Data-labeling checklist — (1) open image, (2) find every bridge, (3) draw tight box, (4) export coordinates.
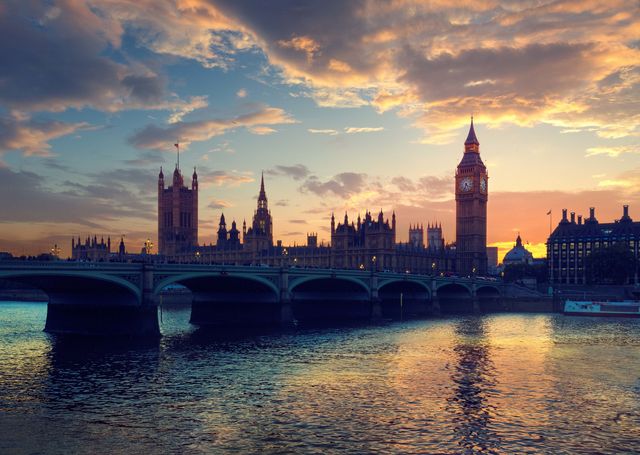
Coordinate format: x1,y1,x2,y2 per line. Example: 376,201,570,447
0,261,511,336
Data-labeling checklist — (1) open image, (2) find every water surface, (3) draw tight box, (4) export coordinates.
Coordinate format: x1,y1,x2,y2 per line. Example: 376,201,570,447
1,302,639,454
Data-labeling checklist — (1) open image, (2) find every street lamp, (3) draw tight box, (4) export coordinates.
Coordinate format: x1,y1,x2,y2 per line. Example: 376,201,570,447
432,262,436,275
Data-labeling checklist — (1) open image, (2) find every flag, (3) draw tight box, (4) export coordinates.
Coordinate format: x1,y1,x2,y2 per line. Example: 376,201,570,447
546,210,551,215
174,143,179,148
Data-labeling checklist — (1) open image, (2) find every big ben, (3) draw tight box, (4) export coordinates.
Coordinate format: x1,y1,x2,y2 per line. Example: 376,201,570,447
455,117,488,276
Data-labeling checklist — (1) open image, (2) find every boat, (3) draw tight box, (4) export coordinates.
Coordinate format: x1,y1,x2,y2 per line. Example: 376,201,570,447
563,300,640,317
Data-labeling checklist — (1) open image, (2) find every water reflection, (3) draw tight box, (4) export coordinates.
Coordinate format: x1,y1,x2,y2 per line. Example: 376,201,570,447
448,316,500,454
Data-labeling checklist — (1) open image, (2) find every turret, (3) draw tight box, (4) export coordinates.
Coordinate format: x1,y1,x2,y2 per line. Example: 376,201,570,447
621,205,632,222
331,213,335,235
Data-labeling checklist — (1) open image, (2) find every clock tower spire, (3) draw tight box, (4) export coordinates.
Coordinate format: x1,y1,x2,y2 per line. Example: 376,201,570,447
455,117,488,276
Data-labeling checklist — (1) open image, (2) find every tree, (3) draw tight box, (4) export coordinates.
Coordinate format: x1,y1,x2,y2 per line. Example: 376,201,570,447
585,242,637,285
503,262,548,283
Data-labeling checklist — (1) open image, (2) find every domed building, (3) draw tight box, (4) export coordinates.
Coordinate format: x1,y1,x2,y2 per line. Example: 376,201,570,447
503,234,534,265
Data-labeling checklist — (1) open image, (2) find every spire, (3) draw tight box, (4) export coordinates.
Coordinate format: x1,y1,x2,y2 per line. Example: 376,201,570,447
259,171,266,198
219,212,226,226
159,166,164,179
464,116,480,152
516,232,522,247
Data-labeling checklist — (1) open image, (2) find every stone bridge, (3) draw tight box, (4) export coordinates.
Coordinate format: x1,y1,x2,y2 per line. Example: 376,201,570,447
0,262,507,336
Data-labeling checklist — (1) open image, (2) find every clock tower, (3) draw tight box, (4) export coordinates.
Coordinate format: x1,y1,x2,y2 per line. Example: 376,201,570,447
455,117,488,276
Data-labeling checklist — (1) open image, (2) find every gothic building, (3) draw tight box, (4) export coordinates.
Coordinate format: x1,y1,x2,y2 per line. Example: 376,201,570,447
158,162,198,256
159,122,493,275
72,236,111,261
216,213,241,250
243,173,273,253
330,210,396,270
455,117,488,275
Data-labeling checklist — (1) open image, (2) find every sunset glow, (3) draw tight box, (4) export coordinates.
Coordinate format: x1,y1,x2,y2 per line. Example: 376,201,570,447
0,1,638,261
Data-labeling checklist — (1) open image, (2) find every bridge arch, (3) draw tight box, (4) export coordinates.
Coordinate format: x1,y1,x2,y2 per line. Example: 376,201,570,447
155,272,280,327
288,275,369,295
378,279,432,319
154,272,279,297
436,282,474,314
476,285,504,312
0,270,142,302
289,276,371,324
0,269,156,336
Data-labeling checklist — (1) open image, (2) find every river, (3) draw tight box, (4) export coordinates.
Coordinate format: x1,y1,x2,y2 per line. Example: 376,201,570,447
1,302,639,454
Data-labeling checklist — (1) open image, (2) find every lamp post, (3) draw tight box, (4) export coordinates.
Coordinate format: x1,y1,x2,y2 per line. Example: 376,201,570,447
432,261,436,276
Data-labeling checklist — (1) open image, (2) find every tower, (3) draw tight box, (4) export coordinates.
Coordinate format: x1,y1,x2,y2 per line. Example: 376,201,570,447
244,173,274,252
455,117,488,275
427,222,444,250
157,144,198,256
409,224,424,248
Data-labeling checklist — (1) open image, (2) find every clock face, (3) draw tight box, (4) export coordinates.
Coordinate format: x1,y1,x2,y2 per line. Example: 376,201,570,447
480,177,487,193
459,177,473,192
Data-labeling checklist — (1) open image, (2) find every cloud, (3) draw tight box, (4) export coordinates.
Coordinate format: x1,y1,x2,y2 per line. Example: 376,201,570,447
266,164,311,181
128,106,296,150
0,113,89,156
0,167,153,227
308,128,339,135
289,219,307,224
208,199,233,209
344,127,384,134
209,0,640,138
0,1,208,116
197,168,254,188
586,145,640,158
300,172,367,198
236,88,248,98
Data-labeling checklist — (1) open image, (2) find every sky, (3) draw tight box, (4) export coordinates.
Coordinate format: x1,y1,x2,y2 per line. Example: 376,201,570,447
0,0,638,261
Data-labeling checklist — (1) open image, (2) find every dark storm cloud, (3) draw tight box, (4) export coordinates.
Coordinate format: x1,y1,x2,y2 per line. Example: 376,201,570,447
265,164,311,181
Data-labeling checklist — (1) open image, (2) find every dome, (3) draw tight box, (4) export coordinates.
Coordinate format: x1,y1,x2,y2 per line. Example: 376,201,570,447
503,234,534,264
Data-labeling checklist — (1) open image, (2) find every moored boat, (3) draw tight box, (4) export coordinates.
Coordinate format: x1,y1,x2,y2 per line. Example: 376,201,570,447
564,300,640,317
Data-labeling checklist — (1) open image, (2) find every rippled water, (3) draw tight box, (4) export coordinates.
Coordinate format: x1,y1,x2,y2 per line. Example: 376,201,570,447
1,302,639,454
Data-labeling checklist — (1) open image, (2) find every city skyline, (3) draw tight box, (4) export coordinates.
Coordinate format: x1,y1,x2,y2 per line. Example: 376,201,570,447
0,1,638,260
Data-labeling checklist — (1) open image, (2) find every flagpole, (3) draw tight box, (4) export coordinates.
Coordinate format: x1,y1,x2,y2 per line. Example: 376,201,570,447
548,209,552,237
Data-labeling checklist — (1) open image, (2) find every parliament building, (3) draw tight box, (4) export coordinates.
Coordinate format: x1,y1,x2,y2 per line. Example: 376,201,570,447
157,118,490,275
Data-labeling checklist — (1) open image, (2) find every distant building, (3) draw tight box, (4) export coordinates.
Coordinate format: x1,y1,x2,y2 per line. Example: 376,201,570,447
547,206,640,284
158,161,198,256
72,236,111,261
503,234,534,266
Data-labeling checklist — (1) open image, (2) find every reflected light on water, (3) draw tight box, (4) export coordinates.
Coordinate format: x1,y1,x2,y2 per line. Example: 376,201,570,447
1,302,640,453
